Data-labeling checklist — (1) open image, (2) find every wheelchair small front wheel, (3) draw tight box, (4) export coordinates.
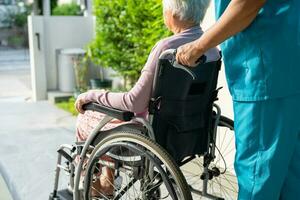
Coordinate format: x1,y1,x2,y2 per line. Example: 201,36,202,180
83,128,192,200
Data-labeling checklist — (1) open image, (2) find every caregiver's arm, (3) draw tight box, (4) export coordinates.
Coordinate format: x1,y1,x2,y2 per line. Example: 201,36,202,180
176,0,266,66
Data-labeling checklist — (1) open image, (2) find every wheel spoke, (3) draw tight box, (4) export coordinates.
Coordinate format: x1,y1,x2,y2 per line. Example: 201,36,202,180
82,130,191,199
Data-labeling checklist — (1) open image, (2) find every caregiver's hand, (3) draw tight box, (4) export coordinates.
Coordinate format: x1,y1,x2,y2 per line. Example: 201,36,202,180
176,40,204,67
176,0,266,67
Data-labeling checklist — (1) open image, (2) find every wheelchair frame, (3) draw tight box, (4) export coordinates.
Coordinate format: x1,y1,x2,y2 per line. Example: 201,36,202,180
49,50,236,200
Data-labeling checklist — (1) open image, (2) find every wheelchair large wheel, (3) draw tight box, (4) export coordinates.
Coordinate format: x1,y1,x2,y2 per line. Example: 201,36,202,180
83,127,192,200
181,115,238,200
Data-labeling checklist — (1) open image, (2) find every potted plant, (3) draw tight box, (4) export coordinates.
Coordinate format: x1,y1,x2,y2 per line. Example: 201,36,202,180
89,67,113,90
73,56,88,98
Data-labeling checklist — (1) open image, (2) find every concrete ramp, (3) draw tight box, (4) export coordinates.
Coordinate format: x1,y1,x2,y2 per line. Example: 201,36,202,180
0,101,76,200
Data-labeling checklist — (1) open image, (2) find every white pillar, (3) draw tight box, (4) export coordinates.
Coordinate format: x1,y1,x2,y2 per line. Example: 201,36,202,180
28,16,47,101
32,0,39,15
84,0,92,17
43,0,51,16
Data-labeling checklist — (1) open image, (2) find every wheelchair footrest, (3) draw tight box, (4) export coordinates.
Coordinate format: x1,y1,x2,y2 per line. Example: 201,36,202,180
49,189,73,200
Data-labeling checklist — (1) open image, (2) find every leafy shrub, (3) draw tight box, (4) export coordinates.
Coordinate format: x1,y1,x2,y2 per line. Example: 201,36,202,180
13,12,28,27
88,0,171,85
52,3,82,16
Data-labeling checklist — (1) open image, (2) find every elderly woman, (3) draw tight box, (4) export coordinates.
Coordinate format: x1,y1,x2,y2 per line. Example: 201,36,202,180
75,0,219,197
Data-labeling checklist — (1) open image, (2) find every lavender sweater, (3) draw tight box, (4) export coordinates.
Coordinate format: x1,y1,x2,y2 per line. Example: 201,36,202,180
85,26,220,115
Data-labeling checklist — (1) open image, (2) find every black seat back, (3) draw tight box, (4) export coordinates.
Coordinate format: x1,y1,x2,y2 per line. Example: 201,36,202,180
149,56,221,162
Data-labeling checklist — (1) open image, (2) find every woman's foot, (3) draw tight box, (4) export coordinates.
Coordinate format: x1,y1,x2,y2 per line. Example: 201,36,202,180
91,179,114,198
91,167,115,198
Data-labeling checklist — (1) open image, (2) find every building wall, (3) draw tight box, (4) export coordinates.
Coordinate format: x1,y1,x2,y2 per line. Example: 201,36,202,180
28,16,95,100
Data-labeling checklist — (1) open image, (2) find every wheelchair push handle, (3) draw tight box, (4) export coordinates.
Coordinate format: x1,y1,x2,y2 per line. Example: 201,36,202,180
82,102,134,121
158,49,207,80
195,54,207,64
159,49,207,67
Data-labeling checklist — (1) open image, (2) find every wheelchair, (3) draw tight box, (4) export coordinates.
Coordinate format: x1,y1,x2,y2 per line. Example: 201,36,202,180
49,49,237,200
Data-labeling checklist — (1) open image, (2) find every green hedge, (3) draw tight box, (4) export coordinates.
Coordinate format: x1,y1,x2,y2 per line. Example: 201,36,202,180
37,0,58,15
88,0,171,85
52,3,82,16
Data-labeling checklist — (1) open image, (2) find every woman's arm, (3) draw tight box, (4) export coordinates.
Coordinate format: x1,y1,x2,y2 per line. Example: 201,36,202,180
85,69,154,113
75,42,163,114
176,0,266,66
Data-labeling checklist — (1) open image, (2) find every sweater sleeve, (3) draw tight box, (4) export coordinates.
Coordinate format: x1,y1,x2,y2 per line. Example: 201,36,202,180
85,40,167,114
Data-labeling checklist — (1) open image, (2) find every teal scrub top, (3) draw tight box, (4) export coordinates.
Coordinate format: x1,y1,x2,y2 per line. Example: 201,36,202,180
215,0,300,101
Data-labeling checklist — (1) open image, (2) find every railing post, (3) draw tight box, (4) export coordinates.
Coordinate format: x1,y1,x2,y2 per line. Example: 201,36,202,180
43,0,51,16
84,0,92,17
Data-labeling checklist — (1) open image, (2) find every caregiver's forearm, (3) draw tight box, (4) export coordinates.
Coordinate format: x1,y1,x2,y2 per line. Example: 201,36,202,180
196,0,266,53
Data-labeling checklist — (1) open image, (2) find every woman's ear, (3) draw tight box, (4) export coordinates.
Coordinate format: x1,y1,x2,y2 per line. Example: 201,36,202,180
163,10,173,31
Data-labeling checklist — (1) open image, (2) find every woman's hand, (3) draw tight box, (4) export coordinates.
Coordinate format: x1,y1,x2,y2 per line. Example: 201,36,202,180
75,89,106,114
176,40,204,67
75,92,91,114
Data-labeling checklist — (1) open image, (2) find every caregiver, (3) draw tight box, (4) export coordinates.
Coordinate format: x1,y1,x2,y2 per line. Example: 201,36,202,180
176,0,300,199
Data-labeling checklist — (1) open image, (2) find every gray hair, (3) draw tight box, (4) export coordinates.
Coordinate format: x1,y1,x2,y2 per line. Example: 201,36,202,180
163,0,211,24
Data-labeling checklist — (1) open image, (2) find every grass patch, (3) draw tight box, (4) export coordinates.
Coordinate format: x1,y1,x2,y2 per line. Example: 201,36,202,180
56,97,78,116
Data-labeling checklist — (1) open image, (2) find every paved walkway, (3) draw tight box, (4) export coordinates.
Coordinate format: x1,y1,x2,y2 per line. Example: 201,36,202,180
0,48,76,200
0,48,30,71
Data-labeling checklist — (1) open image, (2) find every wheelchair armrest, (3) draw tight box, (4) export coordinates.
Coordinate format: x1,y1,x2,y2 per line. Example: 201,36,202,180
82,103,134,122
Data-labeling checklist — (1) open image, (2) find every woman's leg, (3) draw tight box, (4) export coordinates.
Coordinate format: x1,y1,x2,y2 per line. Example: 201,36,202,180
91,161,115,197
76,111,121,196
